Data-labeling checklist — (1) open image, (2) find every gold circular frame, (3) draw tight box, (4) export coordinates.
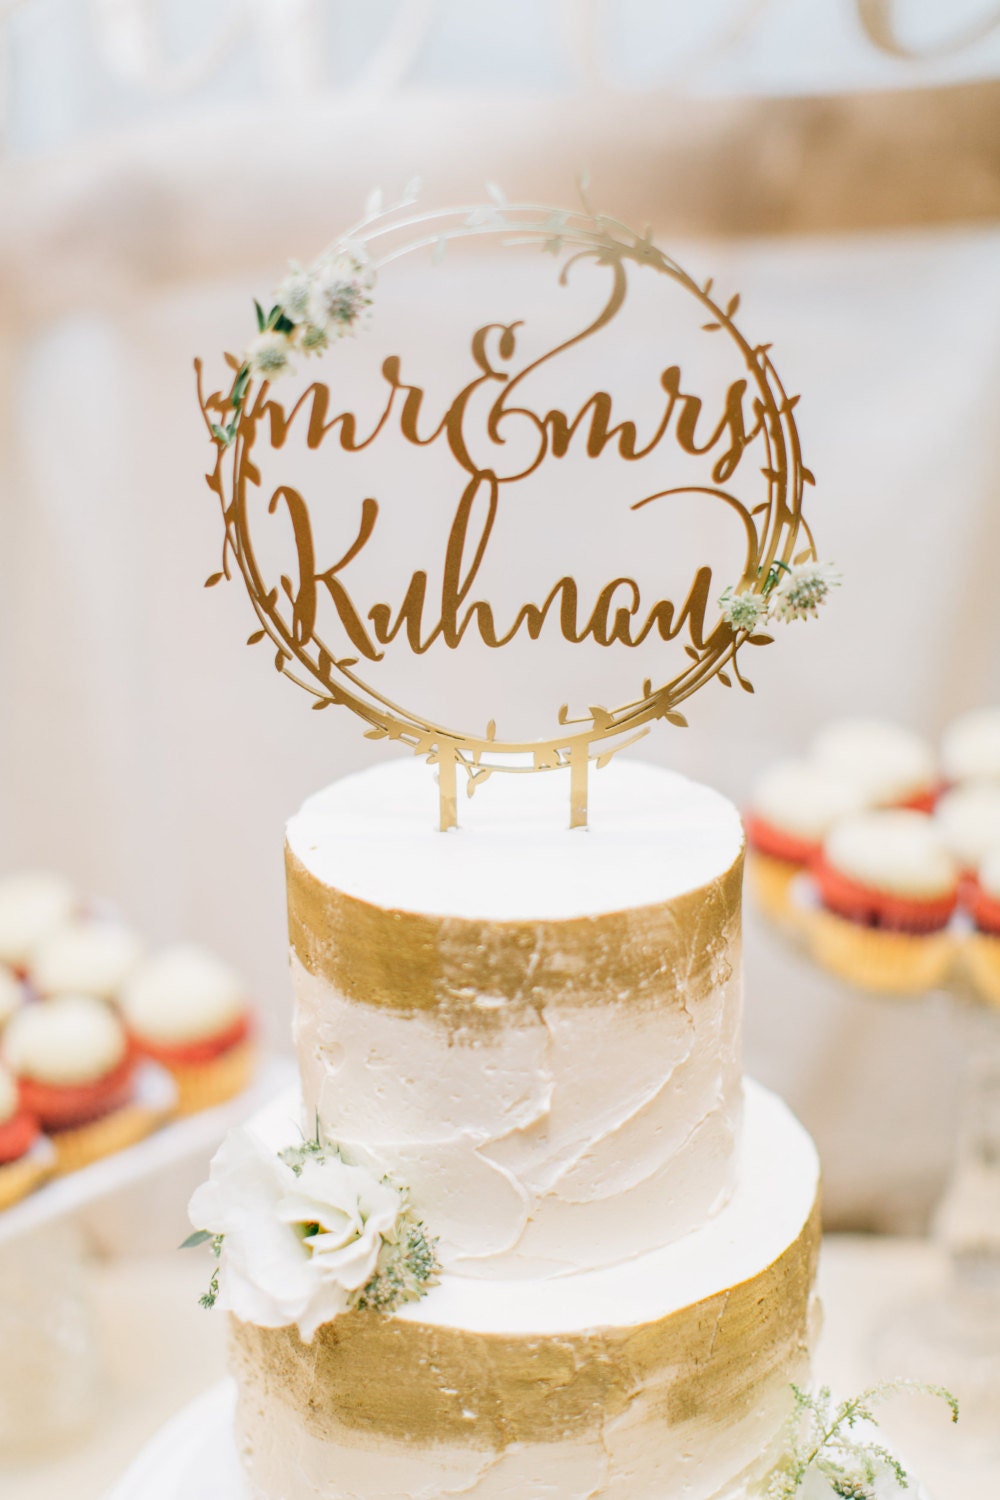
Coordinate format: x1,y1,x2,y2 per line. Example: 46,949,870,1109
198,202,815,806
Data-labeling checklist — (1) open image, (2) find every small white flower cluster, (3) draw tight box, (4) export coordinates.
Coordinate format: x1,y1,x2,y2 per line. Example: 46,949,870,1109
188,1120,438,1341
245,242,376,381
719,562,841,632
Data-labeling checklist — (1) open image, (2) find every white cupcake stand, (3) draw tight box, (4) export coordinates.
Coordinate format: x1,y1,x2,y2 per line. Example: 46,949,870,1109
0,1055,294,1250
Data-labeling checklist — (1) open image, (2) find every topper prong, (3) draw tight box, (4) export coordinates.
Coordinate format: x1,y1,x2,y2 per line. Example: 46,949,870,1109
438,743,458,832
570,743,589,830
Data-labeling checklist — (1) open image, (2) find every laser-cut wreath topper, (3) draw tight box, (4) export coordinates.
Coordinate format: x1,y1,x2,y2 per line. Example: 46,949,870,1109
196,185,838,830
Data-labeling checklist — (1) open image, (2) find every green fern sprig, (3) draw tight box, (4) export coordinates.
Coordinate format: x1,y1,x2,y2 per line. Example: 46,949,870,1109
763,1381,958,1499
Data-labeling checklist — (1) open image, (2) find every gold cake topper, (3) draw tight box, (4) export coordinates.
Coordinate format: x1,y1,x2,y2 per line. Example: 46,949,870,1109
196,187,835,829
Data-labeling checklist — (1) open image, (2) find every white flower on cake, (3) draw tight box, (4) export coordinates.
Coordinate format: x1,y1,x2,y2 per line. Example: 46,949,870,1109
246,329,295,380
187,1123,438,1340
274,263,313,325
769,562,841,623
305,244,374,337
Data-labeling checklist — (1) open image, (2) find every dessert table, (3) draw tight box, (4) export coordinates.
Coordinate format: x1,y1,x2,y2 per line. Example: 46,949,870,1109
0,1235,991,1500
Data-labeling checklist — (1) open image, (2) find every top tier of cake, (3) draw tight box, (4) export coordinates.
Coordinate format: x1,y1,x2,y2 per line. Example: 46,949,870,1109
286,759,745,1280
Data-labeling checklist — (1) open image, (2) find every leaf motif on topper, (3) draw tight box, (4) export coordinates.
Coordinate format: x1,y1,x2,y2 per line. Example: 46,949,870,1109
196,187,836,829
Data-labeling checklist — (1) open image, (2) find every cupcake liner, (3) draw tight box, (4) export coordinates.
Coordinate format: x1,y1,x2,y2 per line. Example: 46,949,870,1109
166,1040,256,1116
807,908,955,995
746,851,803,925
964,931,1000,1007
49,1065,175,1175
0,1136,55,1210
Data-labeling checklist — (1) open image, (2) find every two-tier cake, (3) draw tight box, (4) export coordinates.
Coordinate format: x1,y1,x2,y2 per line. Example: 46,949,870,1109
201,757,820,1500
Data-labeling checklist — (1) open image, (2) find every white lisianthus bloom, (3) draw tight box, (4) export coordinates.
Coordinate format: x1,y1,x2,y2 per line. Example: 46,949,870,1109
770,561,842,622
246,329,294,379
306,242,375,339
188,1126,402,1341
275,263,313,324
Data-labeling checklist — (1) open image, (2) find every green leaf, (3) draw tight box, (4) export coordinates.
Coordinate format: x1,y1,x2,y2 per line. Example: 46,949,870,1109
180,1229,213,1249
253,299,266,332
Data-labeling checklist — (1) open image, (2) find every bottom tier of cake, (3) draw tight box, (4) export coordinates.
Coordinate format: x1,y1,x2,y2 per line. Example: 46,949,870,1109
227,1079,819,1500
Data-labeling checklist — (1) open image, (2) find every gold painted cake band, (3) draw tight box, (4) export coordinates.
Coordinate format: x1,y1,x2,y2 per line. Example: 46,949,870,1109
230,1194,818,1451
286,847,743,1022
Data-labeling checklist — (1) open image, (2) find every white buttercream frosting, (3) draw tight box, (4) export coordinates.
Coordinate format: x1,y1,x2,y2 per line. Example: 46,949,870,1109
295,952,741,1278
941,707,1000,784
234,1080,818,1500
0,872,76,968
0,1062,18,1124
824,809,957,899
287,758,743,920
30,918,143,1001
750,758,865,841
980,848,1000,903
122,944,245,1045
934,784,1000,872
3,994,127,1085
289,759,744,1276
812,718,936,806
0,966,24,1028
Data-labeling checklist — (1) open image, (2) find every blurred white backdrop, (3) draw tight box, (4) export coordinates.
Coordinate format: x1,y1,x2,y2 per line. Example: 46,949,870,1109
1,0,1000,1230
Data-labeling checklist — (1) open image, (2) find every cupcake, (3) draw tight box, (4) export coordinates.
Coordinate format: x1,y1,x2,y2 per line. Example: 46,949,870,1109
0,872,76,974
934,784,1000,882
30,917,143,1002
812,718,938,812
963,848,1000,1006
2,995,154,1173
744,759,864,922
0,1061,50,1209
121,945,254,1114
809,809,959,993
941,707,1000,786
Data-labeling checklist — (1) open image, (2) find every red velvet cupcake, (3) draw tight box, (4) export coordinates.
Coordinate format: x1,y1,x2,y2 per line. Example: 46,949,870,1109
122,945,254,1114
745,759,863,922
3,995,156,1173
809,810,958,994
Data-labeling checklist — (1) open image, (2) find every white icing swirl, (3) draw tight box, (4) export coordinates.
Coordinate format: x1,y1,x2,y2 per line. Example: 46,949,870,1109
31,918,143,1001
942,707,1000,784
0,872,76,968
934,784,1000,872
3,994,127,1085
122,944,245,1045
812,718,935,805
824,810,957,899
750,759,864,841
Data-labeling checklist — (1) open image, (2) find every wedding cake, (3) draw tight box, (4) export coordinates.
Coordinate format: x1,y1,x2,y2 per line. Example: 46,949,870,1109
203,756,821,1500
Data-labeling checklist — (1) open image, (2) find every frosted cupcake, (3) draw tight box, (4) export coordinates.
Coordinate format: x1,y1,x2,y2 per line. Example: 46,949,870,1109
2,995,152,1173
964,848,1000,1006
812,718,938,812
0,872,76,973
744,759,864,922
810,809,958,993
30,917,143,1003
0,1061,50,1209
941,707,1000,786
934,784,1000,882
121,945,254,1114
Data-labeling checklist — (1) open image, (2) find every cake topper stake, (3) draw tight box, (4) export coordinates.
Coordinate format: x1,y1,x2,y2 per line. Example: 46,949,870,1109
197,188,834,831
